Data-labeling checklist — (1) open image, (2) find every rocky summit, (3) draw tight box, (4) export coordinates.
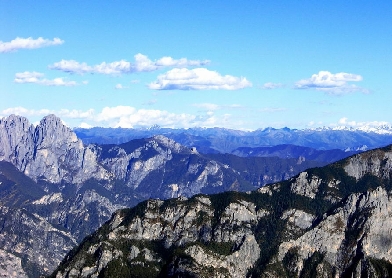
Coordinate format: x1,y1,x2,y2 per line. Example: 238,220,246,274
0,114,326,277
50,145,392,277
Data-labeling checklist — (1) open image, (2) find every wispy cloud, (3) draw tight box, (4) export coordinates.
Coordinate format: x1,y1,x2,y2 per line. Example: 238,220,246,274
0,37,64,53
193,103,244,111
259,107,286,113
49,53,210,75
14,71,79,86
261,82,284,89
149,68,252,90
143,99,158,106
115,83,127,89
295,71,368,95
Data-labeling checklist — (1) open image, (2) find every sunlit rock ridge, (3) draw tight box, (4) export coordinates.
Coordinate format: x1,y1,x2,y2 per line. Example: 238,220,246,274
51,144,392,277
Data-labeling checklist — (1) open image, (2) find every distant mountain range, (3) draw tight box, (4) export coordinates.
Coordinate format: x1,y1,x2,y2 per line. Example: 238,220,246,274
74,125,392,153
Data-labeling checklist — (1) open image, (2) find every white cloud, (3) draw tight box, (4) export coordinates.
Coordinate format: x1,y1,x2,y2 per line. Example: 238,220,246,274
79,122,93,128
115,83,126,89
143,99,158,106
295,71,367,95
259,107,286,113
261,82,284,89
49,60,132,75
0,37,64,53
193,103,244,111
0,107,95,119
156,56,210,67
91,106,236,128
1,107,51,117
193,103,220,111
1,106,245,129
336,117,391,129
149,68,252,90
14,71,78,86
49,53,210,75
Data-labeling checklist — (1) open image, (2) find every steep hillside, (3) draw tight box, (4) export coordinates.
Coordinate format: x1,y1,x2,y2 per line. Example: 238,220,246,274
51,145,392,277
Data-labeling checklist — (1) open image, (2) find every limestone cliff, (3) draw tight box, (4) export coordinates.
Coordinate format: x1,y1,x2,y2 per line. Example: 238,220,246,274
0,114,109,184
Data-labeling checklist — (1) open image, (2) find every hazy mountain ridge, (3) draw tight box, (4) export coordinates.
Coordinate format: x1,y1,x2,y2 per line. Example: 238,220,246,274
51,144,392,277
232,144,359,164
74,125,392,153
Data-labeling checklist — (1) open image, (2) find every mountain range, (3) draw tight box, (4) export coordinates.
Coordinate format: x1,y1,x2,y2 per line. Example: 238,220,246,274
51,144,392,277
0,114,359,277
74,125,392,154
1,114,392,277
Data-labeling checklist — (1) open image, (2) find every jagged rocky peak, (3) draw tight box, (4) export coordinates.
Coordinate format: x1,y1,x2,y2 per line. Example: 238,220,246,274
151,134,187,153
0,114,32,133
0,114,34,161
0,114,108,184
34,114,80,148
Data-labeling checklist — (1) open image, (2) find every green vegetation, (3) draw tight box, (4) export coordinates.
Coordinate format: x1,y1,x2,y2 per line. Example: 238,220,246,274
369,258,392,277
299,252,326,278
203,241,235,256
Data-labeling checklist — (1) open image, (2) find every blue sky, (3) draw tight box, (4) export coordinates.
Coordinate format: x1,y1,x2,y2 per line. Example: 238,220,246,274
1,1,391,130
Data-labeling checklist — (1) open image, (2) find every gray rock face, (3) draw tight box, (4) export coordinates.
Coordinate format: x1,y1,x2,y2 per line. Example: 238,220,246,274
277,186,392,277
0,206,76,276
52,197,262,278
344,148,392,180
0,249,28,278
0,114,109,184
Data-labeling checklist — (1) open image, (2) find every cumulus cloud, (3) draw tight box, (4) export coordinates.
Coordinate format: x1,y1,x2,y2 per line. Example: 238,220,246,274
88,105,226,128
336,117,391,129
14,71,78,86
0,37,64,53
1,106,245,129
295,71,368,95
0,107,94,119
149,68,252,90
49,53,210,75
93,106,243,128
261,82,284,89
